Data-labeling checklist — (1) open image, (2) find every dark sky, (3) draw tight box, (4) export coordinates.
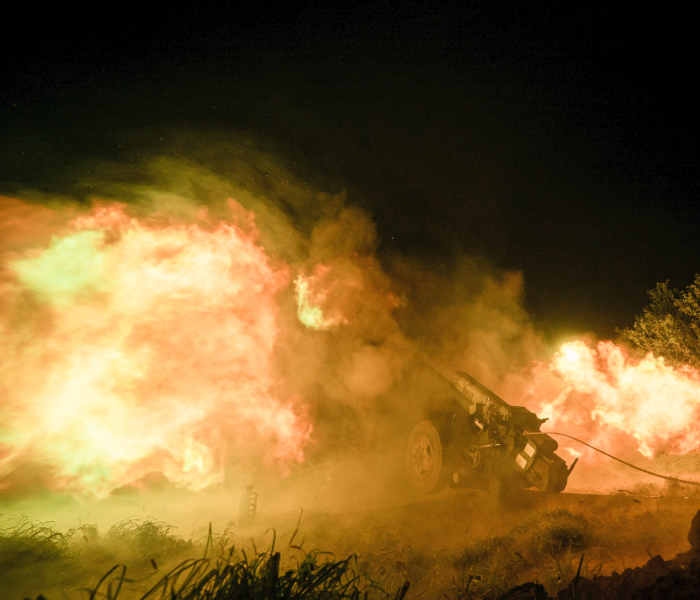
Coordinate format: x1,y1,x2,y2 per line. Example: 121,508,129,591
1,3,698,340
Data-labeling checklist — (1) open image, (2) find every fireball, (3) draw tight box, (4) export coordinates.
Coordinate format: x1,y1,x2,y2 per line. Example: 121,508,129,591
0,199,311,496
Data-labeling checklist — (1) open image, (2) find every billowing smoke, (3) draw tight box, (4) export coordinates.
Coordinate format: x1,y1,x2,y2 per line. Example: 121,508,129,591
2,132,699,500
0,133,541,498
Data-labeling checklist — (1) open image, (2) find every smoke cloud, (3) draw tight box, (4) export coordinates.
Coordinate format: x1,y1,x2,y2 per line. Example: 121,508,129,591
4,130,697,503
0,131,549,498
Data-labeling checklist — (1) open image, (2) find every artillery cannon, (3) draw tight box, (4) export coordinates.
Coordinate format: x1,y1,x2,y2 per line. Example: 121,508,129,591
406,370,574,494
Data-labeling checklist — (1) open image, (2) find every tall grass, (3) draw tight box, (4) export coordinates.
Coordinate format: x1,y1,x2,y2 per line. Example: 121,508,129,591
0,505,693,600
0,514,409,600
0,516,73,568
87,533,410,600
0,515,199,599
447,510,609,599
103,518,196,569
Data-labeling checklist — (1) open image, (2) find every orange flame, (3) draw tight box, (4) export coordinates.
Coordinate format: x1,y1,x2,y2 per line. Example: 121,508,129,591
294,264,350,330
526,340,700,460
0,199,311,496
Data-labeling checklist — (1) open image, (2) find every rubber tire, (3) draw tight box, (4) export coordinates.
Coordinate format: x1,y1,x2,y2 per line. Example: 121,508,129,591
406,421,447,494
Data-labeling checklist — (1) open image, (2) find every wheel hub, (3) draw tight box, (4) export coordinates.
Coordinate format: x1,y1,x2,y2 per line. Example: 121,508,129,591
411,434,433,479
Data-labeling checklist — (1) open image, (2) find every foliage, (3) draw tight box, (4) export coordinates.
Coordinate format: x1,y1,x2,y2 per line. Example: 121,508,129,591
0,516,198,599
0,504,694,600
0,516,73,568
88,538,408,600
446,510,593,598
104,518,195,568
0,514,406,600
513,509,591,557
619,276,700,369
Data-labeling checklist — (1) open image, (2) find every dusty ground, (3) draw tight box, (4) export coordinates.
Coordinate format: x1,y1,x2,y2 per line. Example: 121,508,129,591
261,488,700,579
2,452,700,598
3,452,699,556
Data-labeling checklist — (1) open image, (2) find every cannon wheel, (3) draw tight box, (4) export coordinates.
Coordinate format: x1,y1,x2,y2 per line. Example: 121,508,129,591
406,420,447,494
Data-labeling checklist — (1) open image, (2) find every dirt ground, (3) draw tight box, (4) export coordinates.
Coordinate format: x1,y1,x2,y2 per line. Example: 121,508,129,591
2,452,700,598
3,452,699,559
264,488,700,570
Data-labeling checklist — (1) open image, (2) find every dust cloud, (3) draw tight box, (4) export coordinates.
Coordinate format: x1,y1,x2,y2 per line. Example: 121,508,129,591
0,131,697,569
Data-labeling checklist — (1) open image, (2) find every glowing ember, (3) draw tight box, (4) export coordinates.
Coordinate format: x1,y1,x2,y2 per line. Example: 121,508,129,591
0,200,311,496
294,264,347,330
528,340,700,459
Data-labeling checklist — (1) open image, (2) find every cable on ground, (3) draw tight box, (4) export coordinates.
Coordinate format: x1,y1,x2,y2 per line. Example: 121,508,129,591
528,431,700,488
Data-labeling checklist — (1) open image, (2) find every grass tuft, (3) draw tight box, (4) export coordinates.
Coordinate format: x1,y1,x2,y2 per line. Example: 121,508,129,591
0,503,695,600
87,533,407,600
104,518,195,568
447,510,594,599
515,509,591,557
0,516,72,568
0,515,200,599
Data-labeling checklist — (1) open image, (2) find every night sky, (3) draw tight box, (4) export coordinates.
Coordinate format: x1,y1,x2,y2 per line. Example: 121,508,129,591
2,3,698,341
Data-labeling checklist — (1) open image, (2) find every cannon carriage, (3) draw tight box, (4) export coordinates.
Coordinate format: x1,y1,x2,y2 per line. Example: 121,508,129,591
406,370,574,494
